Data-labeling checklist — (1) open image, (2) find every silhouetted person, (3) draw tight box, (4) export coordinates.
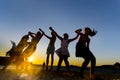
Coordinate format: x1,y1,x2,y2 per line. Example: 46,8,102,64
6,34,29,57
50,27,79,73
3,33,29,70
39,27,56,71
75,27,97,79
42,62,45,70
22,31,43,62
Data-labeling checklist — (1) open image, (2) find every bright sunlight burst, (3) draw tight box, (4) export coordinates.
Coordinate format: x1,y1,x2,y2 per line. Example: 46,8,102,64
28,57,33,63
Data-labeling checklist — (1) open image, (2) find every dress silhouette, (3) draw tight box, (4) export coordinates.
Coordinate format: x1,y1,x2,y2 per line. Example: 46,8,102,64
50,27,79,73
75,27,97,79
39,27,56,71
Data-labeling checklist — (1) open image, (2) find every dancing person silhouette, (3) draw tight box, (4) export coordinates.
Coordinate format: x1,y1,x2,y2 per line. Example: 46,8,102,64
6,34,29,57
39,27,56,71
3,33,29,70
50,27,79,73
75,27,97,79
22,30,43,62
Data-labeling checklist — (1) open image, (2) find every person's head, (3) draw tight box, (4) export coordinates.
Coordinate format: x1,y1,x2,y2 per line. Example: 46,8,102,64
84,27,97,37
63,33,69,39
36,31,41,37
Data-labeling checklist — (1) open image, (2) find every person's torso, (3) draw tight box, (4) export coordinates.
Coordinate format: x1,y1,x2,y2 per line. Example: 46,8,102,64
78,34,90,45
61,39,68,48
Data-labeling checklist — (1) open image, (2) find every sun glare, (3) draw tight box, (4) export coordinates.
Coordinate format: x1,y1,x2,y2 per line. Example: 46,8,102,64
28,57,33,63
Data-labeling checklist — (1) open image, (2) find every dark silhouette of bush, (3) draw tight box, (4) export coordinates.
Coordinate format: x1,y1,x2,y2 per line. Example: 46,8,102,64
114,62,120,69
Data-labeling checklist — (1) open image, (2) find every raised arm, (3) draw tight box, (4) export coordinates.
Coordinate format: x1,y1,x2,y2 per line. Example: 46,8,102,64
68,33,79,43
75,28,82,35
44,33,51,39
28,31,36,38
39,28,51,39
68,28,82,43
49,27,63,40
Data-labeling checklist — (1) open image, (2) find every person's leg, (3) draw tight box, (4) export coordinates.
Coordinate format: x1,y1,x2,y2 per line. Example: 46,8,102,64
89,52,96,79
63,56,70,73
80,57,90,78
16,56,23,69
2,56,15,70
50,54,54,71
2,60,10,70
57,55,63,71
46,54,50,70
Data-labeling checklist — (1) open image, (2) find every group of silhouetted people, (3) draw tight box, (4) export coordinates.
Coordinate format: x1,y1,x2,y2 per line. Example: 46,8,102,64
5,27,97,79
4,30,44,70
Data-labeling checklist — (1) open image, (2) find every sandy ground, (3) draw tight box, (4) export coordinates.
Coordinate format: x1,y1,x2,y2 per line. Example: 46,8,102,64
0,65,120,80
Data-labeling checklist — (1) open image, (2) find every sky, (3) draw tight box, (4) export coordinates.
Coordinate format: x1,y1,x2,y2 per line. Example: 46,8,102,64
0,0,120,66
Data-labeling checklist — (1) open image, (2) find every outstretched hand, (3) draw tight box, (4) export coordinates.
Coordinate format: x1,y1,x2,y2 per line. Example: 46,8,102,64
49,27,54,31
28,31,32,35
75,28,82,34
39,28,44,34
49,27,57,35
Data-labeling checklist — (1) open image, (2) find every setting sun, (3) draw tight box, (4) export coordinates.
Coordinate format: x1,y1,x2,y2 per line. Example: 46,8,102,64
28,57,33,63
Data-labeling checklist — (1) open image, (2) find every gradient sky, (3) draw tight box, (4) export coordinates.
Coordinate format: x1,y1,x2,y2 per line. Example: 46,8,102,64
0,0,120,66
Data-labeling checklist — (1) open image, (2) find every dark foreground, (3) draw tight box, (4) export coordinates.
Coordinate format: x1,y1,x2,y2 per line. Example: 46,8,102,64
0,65,120,80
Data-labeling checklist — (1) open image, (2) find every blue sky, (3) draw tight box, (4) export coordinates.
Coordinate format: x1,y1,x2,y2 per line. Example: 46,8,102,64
0,0,120,66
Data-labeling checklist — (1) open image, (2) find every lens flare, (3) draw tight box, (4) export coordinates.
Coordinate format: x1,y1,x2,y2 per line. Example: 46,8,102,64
28,57,33,63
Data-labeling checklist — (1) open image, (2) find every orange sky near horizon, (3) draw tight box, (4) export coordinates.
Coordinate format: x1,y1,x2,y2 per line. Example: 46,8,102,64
0,39,117,67
29,51,115,67
0,46,116,67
